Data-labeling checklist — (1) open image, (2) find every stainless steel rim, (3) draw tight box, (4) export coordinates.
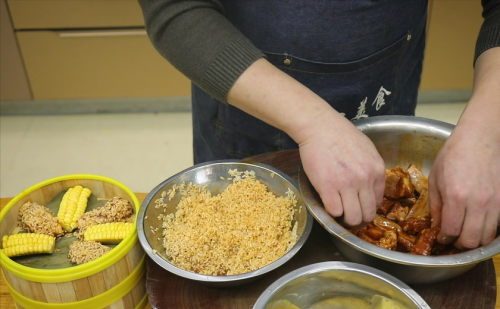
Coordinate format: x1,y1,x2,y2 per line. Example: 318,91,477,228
252,261,431,309
300,115,500,267
137,160,314,283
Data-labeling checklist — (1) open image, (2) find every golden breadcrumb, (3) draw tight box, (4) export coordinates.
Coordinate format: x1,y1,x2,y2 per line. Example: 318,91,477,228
17,201,65,237
67,241,111,265
75,197,134,238
158,170,298,276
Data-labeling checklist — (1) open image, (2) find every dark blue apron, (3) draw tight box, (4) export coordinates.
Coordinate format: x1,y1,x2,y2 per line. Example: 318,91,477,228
192,1,428,163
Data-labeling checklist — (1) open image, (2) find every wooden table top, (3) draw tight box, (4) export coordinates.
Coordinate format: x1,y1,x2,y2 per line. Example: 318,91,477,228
1,150,499,309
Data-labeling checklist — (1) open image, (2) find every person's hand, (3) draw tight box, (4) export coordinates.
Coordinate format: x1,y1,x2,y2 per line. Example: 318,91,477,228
226,58,386,227
298,111,386,226
429,48,500,250
429,120,500,249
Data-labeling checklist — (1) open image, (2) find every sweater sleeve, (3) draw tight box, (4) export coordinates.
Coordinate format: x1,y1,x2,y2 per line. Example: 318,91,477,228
137,0,265,103
475,0,500,64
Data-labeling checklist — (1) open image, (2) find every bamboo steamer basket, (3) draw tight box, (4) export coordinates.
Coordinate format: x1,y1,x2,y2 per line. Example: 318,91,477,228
0,174,147,309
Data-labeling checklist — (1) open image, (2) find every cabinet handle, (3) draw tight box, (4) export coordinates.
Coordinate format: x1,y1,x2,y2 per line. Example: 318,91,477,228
59,30,147,38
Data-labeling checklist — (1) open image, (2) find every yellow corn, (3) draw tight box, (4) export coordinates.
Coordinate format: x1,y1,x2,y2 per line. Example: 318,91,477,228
57,185,92,232
2,233,56,257
83,222,133,244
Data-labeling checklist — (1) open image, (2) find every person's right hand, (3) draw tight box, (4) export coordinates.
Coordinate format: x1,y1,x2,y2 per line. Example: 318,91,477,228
298,111,387,226
227,58,386,226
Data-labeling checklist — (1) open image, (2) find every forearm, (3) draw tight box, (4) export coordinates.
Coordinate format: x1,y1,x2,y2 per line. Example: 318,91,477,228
226,58,350,145
227,58,386,226
456,0,500,154
457,47,500,140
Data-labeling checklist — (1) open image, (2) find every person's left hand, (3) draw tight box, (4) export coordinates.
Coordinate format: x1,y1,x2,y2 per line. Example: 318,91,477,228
429,116,500,249
429,47,500,250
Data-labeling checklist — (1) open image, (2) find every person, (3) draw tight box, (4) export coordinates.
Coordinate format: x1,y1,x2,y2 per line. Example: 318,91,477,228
137,0,500,250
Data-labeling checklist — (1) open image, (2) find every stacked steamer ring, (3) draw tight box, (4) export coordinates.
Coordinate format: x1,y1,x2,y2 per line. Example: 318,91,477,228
0,174,147,309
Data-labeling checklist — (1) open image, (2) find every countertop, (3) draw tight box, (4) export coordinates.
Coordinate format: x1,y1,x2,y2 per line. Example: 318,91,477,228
144,150,500,309
1,186,500,308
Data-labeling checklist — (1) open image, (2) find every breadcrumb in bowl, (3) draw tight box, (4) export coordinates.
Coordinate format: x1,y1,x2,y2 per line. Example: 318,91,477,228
137,160,313,287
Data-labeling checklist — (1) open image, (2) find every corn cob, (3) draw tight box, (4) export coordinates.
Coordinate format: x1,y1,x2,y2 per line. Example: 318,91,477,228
83,222,133,244
2,233,56,257
57,185,92,232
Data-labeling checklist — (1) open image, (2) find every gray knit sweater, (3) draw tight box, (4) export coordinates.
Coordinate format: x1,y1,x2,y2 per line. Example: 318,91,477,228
138,0,500,103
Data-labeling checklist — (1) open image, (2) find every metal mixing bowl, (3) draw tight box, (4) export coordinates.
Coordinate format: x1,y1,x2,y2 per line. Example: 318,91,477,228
299,115,500,284
253,261,430,309
137,160,313,287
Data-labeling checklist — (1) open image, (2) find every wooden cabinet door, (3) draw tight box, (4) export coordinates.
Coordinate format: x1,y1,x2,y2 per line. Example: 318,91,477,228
0,0,32,100
7,0,145,29
17,30,191,100
420,0,483,90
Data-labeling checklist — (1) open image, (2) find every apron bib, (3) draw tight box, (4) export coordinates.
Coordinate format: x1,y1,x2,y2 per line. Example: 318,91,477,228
192,1,428,163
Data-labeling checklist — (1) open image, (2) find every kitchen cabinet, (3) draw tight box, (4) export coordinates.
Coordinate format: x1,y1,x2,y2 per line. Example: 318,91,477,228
16,29,190,100
6,0,145,29
420,0,484,91
6,0,190,100
0,0,31,100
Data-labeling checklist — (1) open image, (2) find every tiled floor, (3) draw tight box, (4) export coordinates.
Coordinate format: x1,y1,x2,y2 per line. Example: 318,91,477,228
0,102,466,198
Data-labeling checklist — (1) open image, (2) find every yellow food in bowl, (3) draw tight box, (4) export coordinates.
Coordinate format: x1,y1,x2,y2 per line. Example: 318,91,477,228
156,169,299,276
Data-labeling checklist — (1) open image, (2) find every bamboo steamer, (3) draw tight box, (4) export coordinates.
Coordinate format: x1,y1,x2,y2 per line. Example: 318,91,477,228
0,174,147,309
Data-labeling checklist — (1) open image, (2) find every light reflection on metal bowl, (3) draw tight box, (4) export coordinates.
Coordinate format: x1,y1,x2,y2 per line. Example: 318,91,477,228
299,116,500,284
253,261,430,309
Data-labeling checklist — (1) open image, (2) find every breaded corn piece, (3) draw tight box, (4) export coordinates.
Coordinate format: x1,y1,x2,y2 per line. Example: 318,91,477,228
18,201,64,237
67,241,110,265
76,197,134,237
